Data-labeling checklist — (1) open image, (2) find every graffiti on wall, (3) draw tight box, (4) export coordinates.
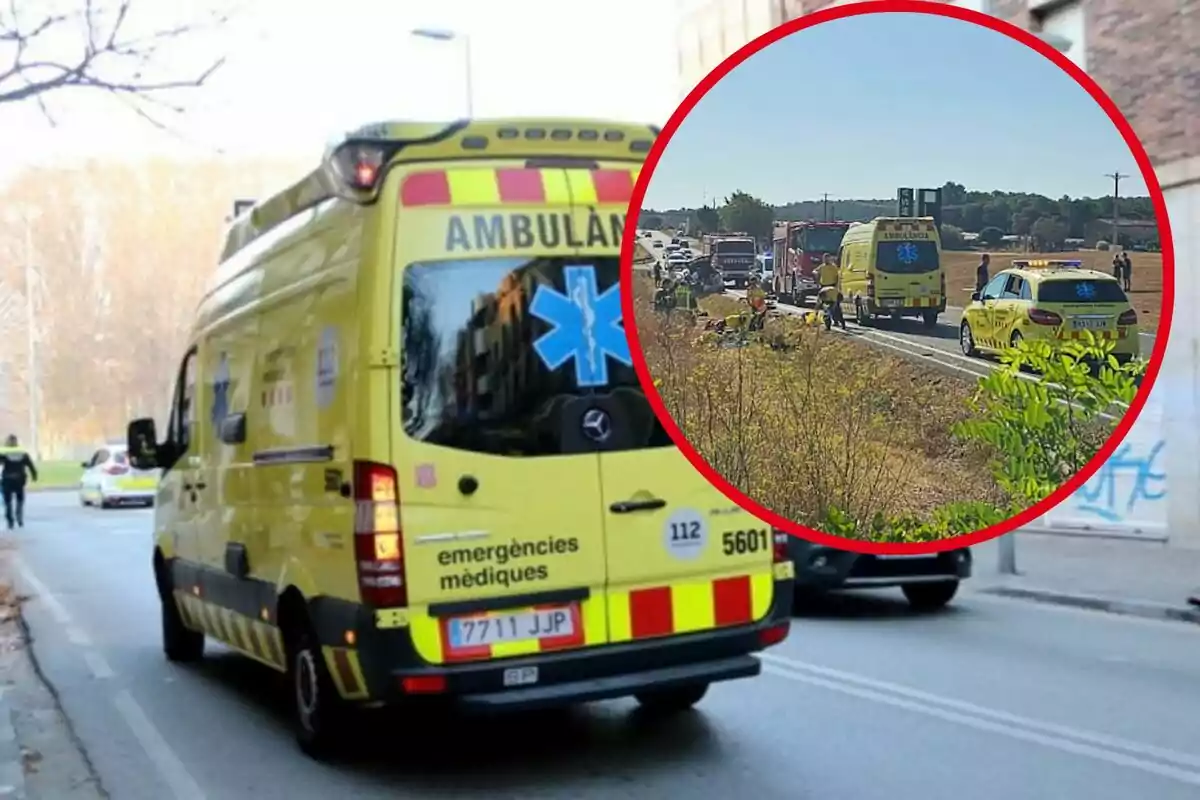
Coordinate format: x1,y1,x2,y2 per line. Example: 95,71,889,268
1052,440,1168,525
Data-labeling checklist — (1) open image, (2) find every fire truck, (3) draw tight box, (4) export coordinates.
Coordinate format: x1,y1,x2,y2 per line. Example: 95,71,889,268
701,233,757,288
771,220,850,306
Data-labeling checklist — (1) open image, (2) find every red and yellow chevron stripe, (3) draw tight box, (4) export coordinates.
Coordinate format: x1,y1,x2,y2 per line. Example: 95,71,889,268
609,572,773,643
408,571,773,664
1056,328,1122,341
904,296,940,308
399,166,640,208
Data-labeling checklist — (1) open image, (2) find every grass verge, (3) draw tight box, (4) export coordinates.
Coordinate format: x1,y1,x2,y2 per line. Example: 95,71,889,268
633,277,1008,540
32,461,82,490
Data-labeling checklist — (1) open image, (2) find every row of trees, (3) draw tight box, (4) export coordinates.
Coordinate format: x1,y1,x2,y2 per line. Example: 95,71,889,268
0,158,307,455
643,180,1159,250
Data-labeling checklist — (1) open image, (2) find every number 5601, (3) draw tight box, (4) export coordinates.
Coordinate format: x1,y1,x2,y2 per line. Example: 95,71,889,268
723,529,769,555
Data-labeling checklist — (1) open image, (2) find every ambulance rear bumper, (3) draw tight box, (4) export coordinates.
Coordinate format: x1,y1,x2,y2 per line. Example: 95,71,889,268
315,577,793,709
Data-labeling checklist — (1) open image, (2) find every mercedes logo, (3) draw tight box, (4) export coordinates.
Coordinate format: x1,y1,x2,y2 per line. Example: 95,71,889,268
581,407,612,443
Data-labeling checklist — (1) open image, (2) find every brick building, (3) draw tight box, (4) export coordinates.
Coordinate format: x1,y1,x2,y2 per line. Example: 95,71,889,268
673,0,1200,545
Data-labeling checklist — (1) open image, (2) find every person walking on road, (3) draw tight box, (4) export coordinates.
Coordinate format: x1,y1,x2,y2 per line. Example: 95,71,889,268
0,435,37,530
975,254,991,294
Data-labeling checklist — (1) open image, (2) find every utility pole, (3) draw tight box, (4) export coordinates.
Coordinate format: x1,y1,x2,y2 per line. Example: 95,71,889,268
822,193,830,222
1104,171,1128,248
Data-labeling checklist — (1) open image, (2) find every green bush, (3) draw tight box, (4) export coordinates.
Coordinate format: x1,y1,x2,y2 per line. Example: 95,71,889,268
952,332,1143,509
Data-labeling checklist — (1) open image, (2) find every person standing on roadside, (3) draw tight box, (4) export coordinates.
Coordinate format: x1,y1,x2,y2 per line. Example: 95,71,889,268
975,253,990,294
0,435,37,530
1121,251,1133,291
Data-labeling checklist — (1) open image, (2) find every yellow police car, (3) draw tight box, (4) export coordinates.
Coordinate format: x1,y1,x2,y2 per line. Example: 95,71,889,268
123,118,795,759
959,259,1140,363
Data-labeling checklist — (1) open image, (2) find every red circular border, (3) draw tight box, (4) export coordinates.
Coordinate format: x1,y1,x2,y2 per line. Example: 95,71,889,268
620,0,1175,556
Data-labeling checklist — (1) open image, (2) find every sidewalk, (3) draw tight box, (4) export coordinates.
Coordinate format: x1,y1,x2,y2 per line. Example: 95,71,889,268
970,531,1200,625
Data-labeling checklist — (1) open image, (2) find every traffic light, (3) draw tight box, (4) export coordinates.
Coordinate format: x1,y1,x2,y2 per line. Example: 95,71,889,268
917,188,943,228
897,187,914,217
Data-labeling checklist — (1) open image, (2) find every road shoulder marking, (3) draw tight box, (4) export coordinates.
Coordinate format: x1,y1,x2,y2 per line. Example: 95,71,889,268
760,652,1200,785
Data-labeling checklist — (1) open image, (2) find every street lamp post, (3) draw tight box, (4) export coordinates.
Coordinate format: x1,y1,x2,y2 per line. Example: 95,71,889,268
411,28,474,117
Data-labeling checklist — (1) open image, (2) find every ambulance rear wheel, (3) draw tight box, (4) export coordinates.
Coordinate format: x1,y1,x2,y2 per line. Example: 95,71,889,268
290,627,349,759
634,683,709,713
161,594,204,663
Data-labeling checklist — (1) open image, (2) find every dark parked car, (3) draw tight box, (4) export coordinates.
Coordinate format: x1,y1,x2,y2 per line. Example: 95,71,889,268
782,536,971,610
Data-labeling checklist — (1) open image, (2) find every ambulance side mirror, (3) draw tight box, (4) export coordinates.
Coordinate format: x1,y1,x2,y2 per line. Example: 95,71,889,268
127,418,160,470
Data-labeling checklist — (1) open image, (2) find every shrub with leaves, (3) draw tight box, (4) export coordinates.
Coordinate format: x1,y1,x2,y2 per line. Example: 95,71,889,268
952,333,1145,509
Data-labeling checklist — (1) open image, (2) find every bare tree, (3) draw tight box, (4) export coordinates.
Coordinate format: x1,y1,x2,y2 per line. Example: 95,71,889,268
0,0,236,126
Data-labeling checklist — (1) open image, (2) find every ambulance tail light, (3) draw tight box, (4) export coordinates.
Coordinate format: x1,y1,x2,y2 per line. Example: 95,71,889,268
939,271,946,298
1028,308,1063,326
773,531,790,563
1118,309,1138,326
353,460,408,608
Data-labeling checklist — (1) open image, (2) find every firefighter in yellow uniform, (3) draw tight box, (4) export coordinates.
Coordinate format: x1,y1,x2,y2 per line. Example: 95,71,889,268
816,254,846,330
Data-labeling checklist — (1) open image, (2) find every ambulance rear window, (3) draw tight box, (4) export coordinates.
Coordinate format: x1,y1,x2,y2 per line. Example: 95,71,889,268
1036,279,1128,304
401,256,672,456
874,241,940,273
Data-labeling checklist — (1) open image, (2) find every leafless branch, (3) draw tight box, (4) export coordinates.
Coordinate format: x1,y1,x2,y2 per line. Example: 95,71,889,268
0,0,235,124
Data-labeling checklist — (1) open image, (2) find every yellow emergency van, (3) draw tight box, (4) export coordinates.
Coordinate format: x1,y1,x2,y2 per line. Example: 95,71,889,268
125,118,795,759
838,216,946,328
959,259,1140,363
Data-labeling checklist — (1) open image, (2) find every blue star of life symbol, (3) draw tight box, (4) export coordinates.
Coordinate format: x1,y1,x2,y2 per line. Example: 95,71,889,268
896,243,919,265
530,265,632,388
211,352,231,431
1076,281,1096,300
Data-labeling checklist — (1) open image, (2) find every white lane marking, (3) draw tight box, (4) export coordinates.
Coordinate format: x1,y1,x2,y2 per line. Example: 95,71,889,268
15,557,115,679
760,653,1200,784
114,690,206,800
82,650,115,680
13,554,72,626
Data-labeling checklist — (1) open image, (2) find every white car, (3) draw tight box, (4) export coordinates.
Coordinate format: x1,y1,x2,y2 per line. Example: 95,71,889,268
79,444,159,508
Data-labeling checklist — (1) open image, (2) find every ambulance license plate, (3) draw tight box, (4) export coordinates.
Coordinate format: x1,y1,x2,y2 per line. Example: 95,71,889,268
1070,318,1107,330
880,298,902,307
447,607,575,650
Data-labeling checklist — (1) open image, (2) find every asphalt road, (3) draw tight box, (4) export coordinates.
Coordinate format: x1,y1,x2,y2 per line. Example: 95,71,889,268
11,492,1200,799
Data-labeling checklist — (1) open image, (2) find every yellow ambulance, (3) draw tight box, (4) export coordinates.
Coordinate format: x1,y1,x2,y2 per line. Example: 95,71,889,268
125,118,795,759
838,216,946,327
959,259,1141,363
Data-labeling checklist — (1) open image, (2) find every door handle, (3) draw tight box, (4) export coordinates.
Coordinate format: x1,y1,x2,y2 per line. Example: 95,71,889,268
609,498,667,514
182,482,194,491
194,482,207,490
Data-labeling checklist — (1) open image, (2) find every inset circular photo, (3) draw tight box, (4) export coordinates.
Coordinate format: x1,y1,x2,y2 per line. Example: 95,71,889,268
622,2,1173,553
